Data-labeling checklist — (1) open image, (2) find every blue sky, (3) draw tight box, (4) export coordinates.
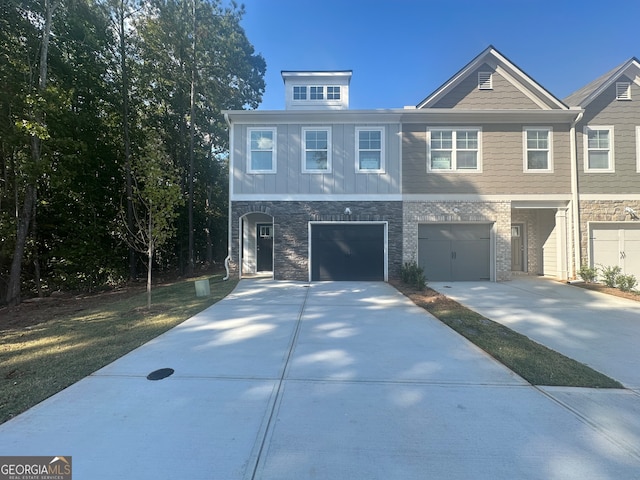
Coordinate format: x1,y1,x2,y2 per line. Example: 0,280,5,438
236,0,640,111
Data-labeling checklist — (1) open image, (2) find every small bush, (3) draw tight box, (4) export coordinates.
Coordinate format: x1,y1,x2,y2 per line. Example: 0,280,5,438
599,265,621,288
578,264,598,283
401,261,426,290
617,274,638,292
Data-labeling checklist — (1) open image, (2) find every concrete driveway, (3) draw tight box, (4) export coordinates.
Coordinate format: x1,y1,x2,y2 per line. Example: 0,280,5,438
1,279,640,479
429,277,640,390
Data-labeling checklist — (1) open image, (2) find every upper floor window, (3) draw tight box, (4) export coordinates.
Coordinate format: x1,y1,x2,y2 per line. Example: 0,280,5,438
356,127,385,172
636,126,640,173
310,86,324,100
427,128,481,172
326,86,341,100
616,82,631,100
478,72,493,90
247,128,276,173
293,86,307,100
302,127,331,172
584,126,614,172
524,127,553,172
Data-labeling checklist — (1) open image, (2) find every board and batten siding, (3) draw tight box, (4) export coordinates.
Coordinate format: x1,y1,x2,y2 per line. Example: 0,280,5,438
431,63,540,110
232,123,401,196
402,123,572,195
576,77,640,194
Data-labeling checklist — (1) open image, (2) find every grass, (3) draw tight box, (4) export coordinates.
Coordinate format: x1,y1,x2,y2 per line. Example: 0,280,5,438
0,274,238,425
394,282,624,389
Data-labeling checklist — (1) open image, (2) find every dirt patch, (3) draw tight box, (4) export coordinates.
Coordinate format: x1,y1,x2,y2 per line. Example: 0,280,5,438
573,282,640,302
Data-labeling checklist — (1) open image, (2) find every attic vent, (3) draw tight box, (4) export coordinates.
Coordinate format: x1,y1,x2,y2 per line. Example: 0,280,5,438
478,72,493,90
616,82,631,100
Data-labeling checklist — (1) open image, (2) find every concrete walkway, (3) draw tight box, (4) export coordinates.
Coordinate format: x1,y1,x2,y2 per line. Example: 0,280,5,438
1,279,640,479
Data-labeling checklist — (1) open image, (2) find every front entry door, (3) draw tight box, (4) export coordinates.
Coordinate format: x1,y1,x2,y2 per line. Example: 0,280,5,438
256,224,273,272
511,224,524,272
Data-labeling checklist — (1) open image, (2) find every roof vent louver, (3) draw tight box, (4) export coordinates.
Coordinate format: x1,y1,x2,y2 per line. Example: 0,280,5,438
478,71,493,90
616,81,631,100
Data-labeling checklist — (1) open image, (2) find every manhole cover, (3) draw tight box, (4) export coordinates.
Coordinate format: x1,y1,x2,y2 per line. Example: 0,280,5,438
147,368,174,381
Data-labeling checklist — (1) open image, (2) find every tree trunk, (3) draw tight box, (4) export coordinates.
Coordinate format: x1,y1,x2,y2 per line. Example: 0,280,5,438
5,0,59,306
187,0,197,276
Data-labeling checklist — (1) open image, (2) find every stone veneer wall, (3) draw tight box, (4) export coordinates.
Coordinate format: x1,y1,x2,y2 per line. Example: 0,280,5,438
229,201,403,281
578,200,640,261
403,200,512,281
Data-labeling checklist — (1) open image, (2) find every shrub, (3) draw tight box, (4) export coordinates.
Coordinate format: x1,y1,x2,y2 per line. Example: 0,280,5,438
616,274,638,292
599,265,621,288
578,264,598,283
401,261,426,290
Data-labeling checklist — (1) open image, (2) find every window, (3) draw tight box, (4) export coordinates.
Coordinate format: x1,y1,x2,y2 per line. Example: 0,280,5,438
327,86,341,100
293,86,307,100
356,127,385,172
302,127,331,172
247,128,276,173
310,86,324,100
584,126,614,172
636,126,640,173
524,127,552,171
478,72,493,90
616,82,631,100
427,128,481,171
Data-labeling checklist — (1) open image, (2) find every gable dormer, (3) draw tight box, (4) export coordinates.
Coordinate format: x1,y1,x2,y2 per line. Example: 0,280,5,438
416,46,568,111
282,71,352,110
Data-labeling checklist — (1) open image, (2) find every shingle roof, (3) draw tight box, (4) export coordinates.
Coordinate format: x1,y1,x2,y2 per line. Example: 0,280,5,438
563,58,639,107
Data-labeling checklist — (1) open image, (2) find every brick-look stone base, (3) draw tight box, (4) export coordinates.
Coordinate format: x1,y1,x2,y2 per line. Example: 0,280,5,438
403,200,512,281
579,200,640,262
229,201,403,281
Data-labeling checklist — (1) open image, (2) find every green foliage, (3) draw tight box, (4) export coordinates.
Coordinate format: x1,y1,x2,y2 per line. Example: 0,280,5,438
578,264,598,283
401,262,426,290
616,274,638,293
599,265,622,288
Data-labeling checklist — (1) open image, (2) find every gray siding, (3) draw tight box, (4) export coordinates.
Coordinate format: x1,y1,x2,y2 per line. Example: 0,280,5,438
576,77,640,194
431,64,540,110
403,123,572,195
232,123,401,196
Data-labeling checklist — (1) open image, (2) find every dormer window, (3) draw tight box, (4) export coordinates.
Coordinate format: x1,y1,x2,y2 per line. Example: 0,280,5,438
310,86,324,100
616,82,631,100
293,86,307,100
478,72,493,90
327,86,341,100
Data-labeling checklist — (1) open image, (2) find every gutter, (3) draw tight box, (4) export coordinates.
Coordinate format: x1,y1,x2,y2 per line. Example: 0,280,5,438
223,112,232,281
569,111,584,279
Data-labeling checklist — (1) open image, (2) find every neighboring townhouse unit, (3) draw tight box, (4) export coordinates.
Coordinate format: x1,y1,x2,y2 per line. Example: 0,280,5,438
564,58,640,282
223,47,639,283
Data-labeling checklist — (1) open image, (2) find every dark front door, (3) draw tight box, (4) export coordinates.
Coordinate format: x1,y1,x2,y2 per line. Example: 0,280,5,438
311,224,385,281
256,224,273,272
511,224,524,272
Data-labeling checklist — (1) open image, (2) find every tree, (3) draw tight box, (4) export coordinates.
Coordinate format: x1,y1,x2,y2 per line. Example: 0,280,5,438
124,133,183,308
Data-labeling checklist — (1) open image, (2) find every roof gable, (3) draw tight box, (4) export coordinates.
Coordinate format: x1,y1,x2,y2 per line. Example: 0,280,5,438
417,46,568,110
563,58,640,107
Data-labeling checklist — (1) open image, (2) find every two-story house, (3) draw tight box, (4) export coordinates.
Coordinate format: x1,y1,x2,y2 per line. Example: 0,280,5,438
223,47,640,284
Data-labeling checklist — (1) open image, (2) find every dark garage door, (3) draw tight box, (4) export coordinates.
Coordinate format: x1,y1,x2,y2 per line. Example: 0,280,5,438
418,224,490,281
311,224,385,281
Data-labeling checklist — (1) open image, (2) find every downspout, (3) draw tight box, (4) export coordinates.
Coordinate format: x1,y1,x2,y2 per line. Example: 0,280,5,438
570,111,584,279
223,112,232,281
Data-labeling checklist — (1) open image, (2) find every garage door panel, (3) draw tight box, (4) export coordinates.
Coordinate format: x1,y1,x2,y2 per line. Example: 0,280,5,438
418,224,491,282
590,224,640,281
311,224,385,281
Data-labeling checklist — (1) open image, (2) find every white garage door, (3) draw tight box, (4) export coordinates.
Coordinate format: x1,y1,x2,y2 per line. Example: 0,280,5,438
590,223,640,280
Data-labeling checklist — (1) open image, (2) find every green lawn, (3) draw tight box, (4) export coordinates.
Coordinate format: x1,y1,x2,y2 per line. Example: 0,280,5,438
0,274,238,425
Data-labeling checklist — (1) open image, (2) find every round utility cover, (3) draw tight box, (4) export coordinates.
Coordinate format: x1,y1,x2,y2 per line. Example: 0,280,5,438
147,368,174,381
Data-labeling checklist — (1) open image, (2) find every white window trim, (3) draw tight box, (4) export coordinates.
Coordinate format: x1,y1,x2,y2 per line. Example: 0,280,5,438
636,126,640,173
309,85,325,100
247,127,277,174
616,82,631,100
293,85,307,100
302,126,332,173
584,125,615,173
523,127,553,173
355,126,385,173
426,127,482,173
326,85,341,100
